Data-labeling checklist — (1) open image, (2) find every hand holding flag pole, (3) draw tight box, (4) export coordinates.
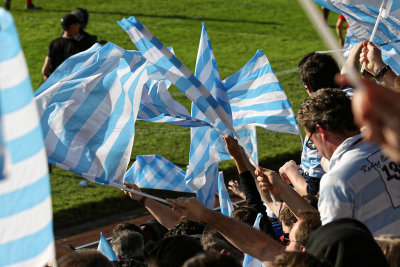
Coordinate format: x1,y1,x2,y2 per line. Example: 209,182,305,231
110,182,171,205
360,0,393,73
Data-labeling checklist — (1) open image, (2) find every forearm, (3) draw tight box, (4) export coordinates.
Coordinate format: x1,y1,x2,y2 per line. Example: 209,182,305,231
143,199,180,230
203,209,284,262
286,171,308,196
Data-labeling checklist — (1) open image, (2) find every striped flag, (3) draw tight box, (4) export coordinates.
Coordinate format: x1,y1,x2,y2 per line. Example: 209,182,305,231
118,16,236,134
98,232,119,262
0,8,54,266
34,42,148,185
124,155,193,193
242,213,265,267
186,23,236,208
314,0,400,74
218,171,234,217
224,49,301,136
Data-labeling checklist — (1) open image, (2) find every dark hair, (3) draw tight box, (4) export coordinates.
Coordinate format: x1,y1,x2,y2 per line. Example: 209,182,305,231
278,204,297,231
57,249,113,267
113,223,142,238
139,219,168,243
298,88,358,135
71,7,89,28
201,235,243,261
60,14,79,31
164,220,205,238
144,235,204,267
298,52,340,92
231,206,258,225
111,230,144,260
295,210,321,249
272,251,333,267
303,194,319,209
183,252,242,267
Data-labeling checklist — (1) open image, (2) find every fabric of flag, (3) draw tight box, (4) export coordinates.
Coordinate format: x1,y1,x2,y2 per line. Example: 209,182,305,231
314,0,400,74
34,42,148,185
242,213,265,267
138,79,211,128
223,49,301,136
0,8,55,266
118,16,236,133
217,171,234,216
124,154,193,193
343,28,358,58
97,232,119,262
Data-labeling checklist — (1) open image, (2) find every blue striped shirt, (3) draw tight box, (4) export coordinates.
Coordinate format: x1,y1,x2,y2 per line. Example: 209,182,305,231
318,134,400,236
300,137,325,178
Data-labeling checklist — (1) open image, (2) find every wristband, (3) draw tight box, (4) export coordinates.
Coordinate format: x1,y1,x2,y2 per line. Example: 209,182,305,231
375,65,391,80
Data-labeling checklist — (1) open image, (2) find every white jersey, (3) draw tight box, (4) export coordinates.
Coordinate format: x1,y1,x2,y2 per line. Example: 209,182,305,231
318,134,400,236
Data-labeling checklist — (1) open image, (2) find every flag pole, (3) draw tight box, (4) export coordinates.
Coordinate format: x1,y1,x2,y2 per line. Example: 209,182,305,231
110,182,171,205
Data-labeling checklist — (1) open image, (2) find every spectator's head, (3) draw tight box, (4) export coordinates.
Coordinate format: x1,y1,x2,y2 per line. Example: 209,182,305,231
298,52,340,94
201,235,243,261
139,219,168,244
272,251,332,267
112,223,142,238
57,249,113,267
278,203,297,234
285,210,321,252
144,235,203,267
60,14,80,34
306,218,389,267
297,88,359,159
231,206,258,225
374,234,400,267
111,230,144,261
183,252,242,267
303,194,319,209
164,220,204,238
71,7,89,28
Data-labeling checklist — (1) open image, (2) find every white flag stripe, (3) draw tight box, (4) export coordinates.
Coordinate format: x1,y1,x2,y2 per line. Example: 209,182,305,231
0,197,52,245
230,90,290,105
0,147,48,195
233,108,295,120
3,101,39,142
0,51,28,90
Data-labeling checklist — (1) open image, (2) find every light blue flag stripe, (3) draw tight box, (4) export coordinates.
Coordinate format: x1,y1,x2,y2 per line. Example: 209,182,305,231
314,0,400,75
242,213,265,267
218,171,234,217
35,42,148,185
0,8,54,266
98,232,119,262
124,155,193,193
118,16,236,134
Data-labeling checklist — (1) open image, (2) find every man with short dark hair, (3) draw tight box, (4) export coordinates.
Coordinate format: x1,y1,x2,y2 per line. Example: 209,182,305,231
41,14,81,81
297,88,400,236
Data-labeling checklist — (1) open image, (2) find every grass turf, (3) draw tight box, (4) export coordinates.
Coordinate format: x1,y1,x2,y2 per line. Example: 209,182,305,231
7,0,340,229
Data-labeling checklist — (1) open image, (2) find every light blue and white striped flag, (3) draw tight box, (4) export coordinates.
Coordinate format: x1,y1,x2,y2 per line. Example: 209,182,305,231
218,171,234,217
124,155,193,193
186,23,237,208
315,0,400,74
0,8,55,266
98,232,119,262
118,17,236,133
34,42,148,185
224,49,301,136
242,213,265,267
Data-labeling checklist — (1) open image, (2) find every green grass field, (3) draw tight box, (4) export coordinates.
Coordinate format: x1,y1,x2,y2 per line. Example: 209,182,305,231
8,0,340,230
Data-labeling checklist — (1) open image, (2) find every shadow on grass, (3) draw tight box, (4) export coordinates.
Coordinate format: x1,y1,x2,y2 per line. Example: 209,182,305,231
42,9,281,26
